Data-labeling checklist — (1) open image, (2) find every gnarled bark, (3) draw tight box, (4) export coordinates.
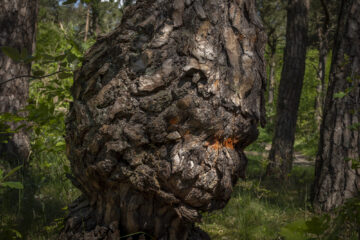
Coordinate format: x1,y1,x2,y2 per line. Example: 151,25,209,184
313,0,360,212
61,0,266,239
0,0,37,165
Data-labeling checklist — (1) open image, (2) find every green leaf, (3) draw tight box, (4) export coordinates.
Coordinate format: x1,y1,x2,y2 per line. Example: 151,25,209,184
56,141,65,147
10,228,22,238
1,46,21,61
3,165,22,180
63,165,70,174
20,47,29,60
58,72,73,79
33,70,45,77
1,181,24,189
24,55,39,64
63,0,77,5
334,91,346,99
279,220,308,240
305,216,329,235
55,54,67,61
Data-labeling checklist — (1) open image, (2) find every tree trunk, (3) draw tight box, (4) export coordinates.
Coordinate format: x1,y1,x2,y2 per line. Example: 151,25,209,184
84,7,90,42
314,0,330,131
0,0,37,165
61,0,266,239
267,0,309,179
313,0,360,212
267,45,276,111
266,0,309,179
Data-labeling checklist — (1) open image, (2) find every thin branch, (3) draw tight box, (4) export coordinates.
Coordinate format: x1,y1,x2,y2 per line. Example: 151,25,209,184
0,70,67,86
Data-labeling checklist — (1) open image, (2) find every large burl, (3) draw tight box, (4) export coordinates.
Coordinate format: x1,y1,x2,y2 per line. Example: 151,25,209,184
61,0,266,239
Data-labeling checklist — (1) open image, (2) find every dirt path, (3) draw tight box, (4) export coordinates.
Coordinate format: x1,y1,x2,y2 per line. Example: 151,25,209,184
245,144,314,166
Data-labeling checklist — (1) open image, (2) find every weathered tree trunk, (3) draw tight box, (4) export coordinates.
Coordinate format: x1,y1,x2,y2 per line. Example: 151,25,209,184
0,0,37,165
266,0,309,179
61,0,266,239
314,0,330,131
313,0,360,212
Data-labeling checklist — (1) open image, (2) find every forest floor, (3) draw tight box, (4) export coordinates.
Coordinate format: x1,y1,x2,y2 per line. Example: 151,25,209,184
1,131,316,240
245,143,314,166
199,141,315,240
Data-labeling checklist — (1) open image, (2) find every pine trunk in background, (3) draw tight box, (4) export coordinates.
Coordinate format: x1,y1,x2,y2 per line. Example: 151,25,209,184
84,7,90,42
314,0,330,131
60,0,266,239
0,0,37,165
267,45,276,113
313,0,360,212
266,0,309,179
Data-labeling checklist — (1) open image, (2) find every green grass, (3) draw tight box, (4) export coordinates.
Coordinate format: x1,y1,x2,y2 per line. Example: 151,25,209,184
199,155,315,240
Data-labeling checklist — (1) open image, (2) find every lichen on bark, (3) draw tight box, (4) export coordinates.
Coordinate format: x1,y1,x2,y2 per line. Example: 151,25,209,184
61,0,266,239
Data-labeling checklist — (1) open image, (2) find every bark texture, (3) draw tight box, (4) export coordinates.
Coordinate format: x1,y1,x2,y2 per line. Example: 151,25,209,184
314,0,330,130
266,0,309,179
313,0,360,212
61,0,266,239
0,0,37,164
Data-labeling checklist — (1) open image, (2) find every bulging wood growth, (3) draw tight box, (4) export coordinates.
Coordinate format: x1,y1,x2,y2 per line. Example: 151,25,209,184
61,0,266,239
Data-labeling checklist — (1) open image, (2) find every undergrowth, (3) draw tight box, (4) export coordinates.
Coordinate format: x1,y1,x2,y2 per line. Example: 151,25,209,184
200,155,315,240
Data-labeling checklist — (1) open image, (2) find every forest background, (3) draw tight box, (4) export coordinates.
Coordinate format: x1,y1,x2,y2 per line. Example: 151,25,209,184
0,0,359,239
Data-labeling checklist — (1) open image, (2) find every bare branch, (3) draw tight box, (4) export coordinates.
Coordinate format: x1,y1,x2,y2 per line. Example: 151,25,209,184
0,70,68,86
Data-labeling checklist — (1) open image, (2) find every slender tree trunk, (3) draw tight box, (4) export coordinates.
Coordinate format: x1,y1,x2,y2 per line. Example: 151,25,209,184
266,0,309,179
90,2,101,36
313,0,360,212
0,0,37,165
314,0,330,131
84,7,90,42
60,0,266,239
268,45,277,113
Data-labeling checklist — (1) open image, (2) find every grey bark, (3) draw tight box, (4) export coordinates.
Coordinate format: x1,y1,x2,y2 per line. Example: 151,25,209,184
314,0,330,131
0,0,37,165
313,0,360,212
61,0,266,239
266,0,309,179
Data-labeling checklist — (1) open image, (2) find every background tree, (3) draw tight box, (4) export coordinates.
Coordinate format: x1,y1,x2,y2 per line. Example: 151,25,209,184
257,0,286,114
313,0,360,212
266,0,309,179
309,0,339,130
60,0,266,239
0,0,38,165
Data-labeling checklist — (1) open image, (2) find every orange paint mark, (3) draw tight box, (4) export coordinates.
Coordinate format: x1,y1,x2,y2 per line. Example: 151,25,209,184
223,138,239,149
169,117,179,125
207,137,239,150
213,79,219,89
210,138,221,150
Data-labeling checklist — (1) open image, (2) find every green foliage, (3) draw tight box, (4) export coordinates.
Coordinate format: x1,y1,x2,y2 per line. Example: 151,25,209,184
0,165,23,190
280,196,360,240
200,155,315,240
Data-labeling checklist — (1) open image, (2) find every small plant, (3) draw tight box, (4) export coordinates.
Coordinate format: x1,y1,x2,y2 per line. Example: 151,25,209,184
0,165,23,191
0,165,23,239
